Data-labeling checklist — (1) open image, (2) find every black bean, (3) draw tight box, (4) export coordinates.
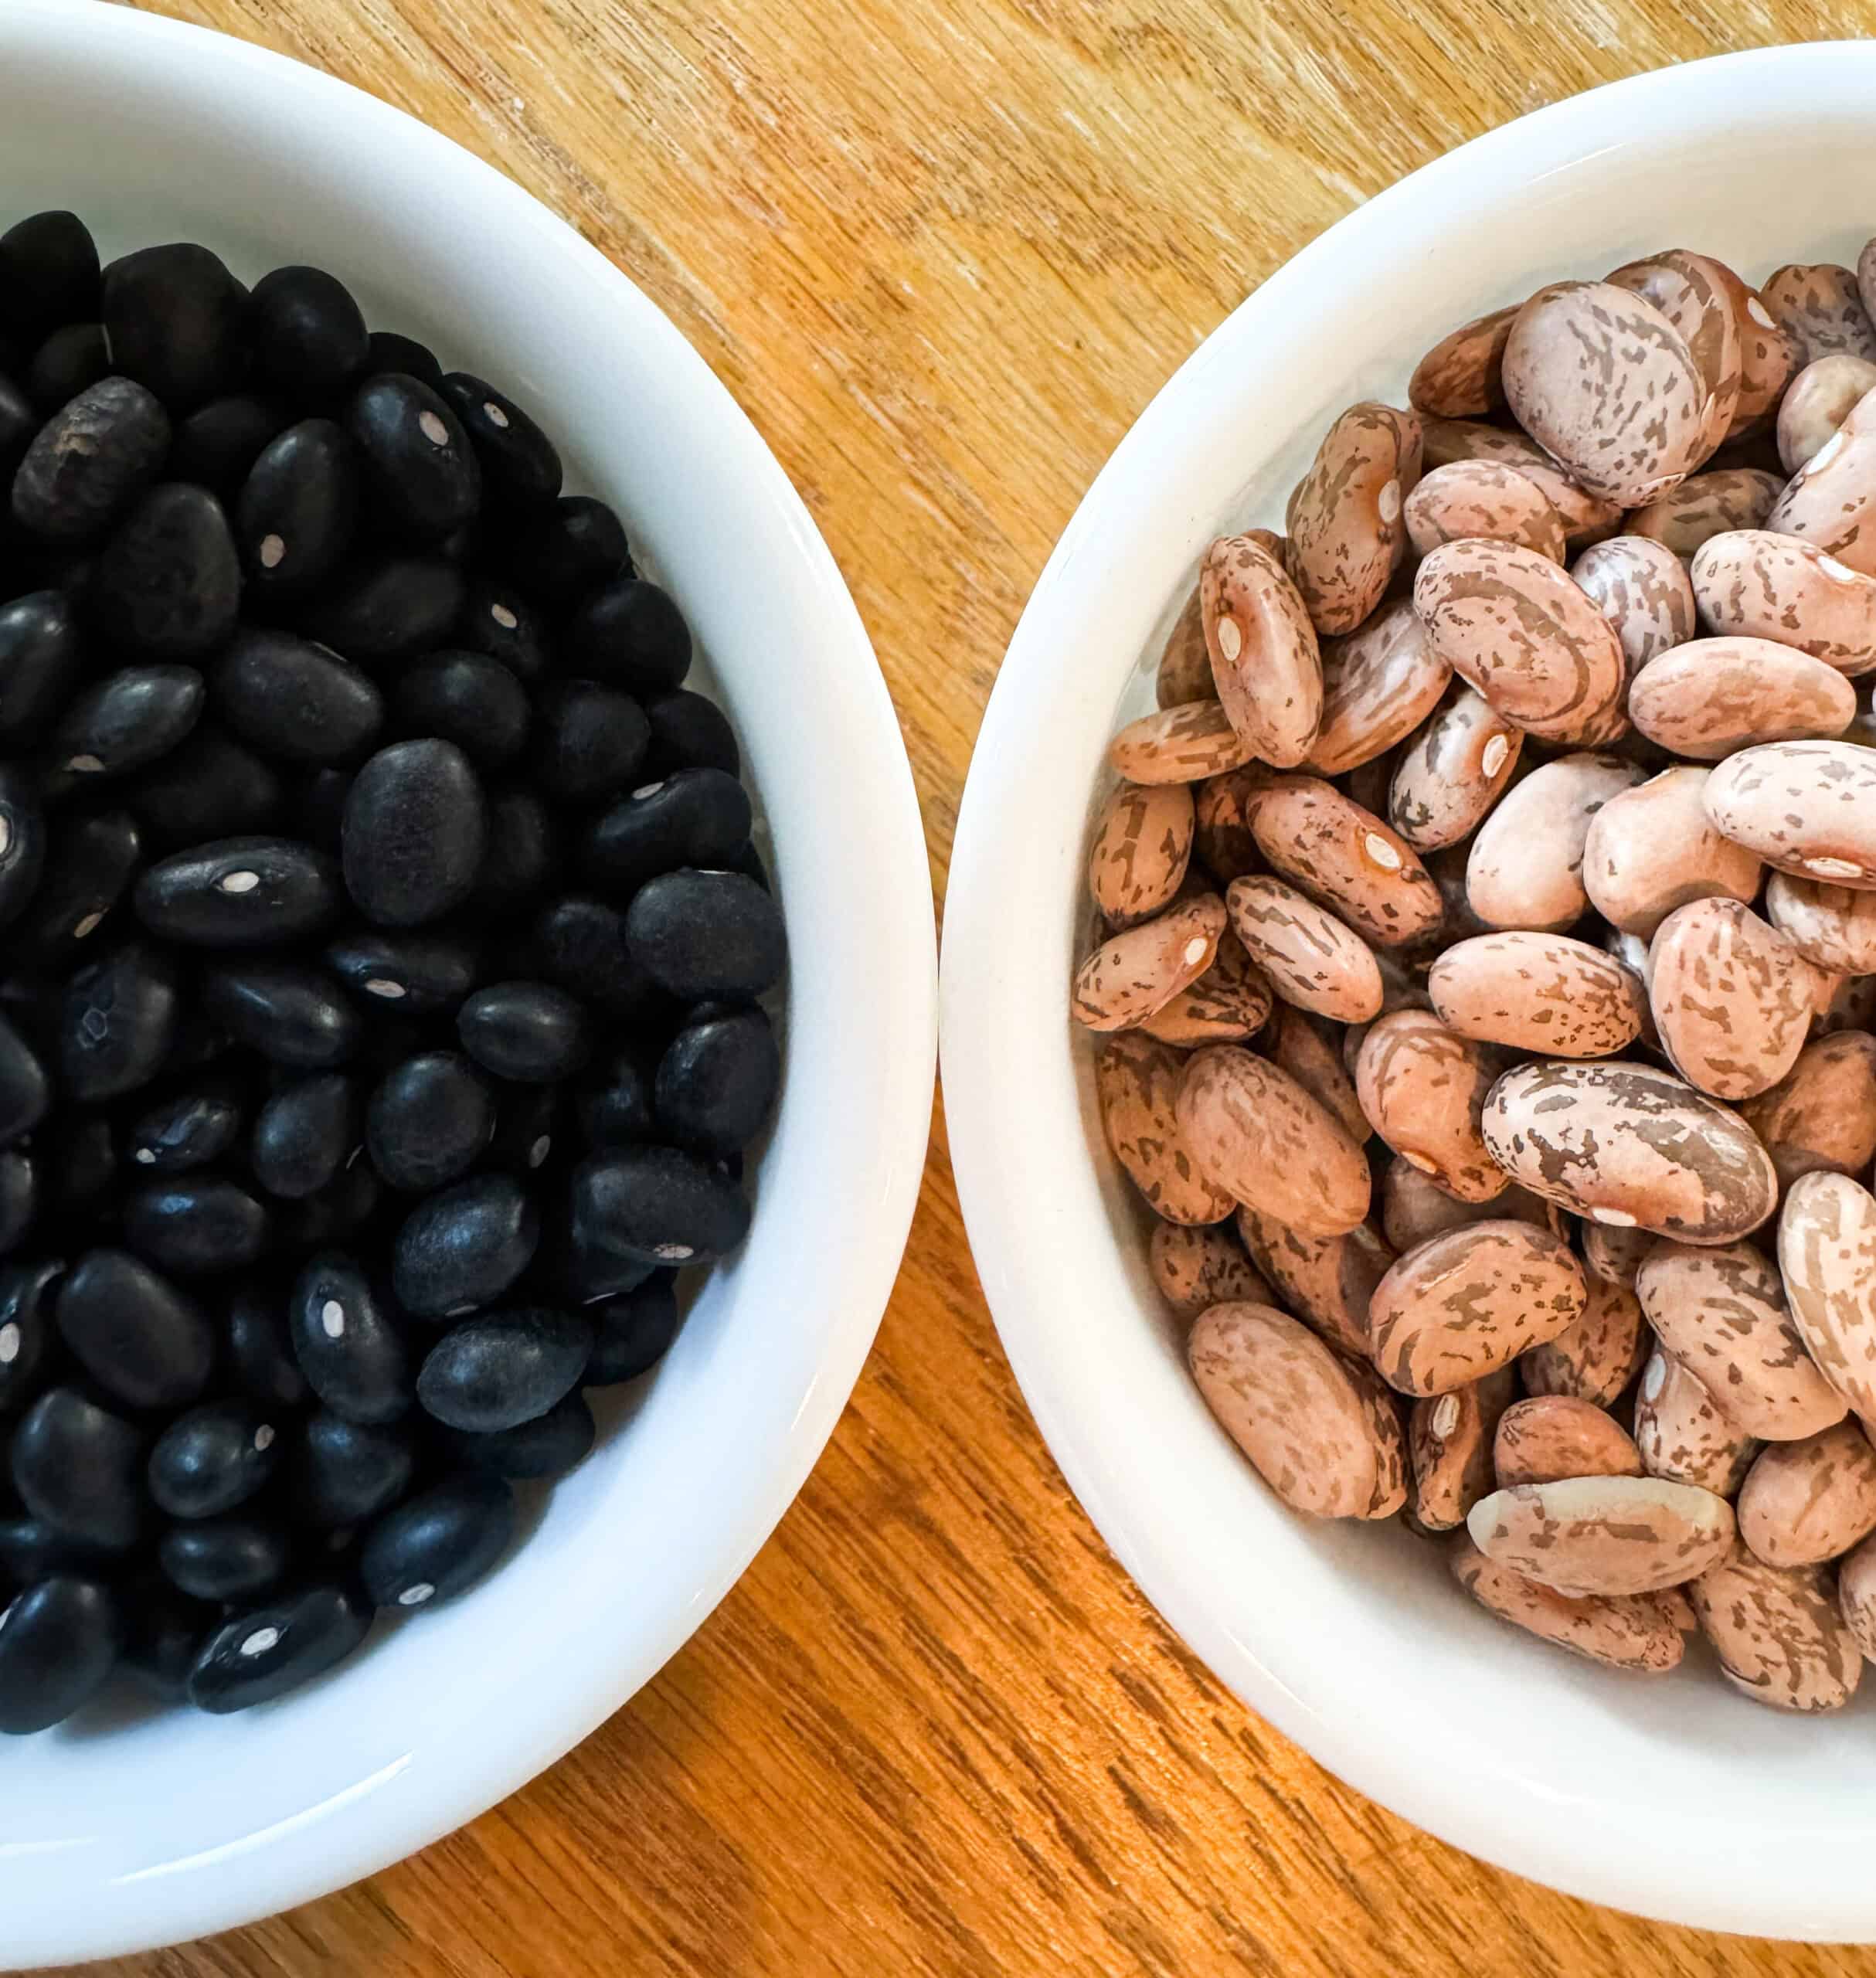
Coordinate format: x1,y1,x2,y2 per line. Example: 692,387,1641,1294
0,1576,120,1733
365,1050,493,1194
46,663,204,790
87,484,240,661
434,1388,595,1480
235,417,359,596
322,933,476,1020
60,940,178,1102
645,688,739,776
209,627,384,766
12,810,141,968
0,1261,58,1416
290,1410,414,1529
202,960,360,1069
572,1146,749,1269
525,896,657,1024
0,763,45,930
0,1151,37,1259
347,373,481,540
532,679,650,806
437,372,562,509
501,494,630,609
577,1047,656,1150
360,1471,512,1610
148,1399,282,1518
128,722,285,850
0,1517,112,1588
362,330,440,385
101,241,246,411
487,1081,562,1175
25,321,110,413
160,1515,291,1602
226,1281,309,1411
290,1252,410,1424
392,1174,539,1320
536,1205,654,1304
11,1388,145,1551
0,372,34,488
0,589,80,741
457,981,589,1083
124,1174,270,1276
468,786,556,916
654,1008,780,1156
169,393,288,496
582,768,751,899
296,553,464,662
0,212,100,342
9,377,169,543
562,577,692,698
389,649,528,766
273,1156,384,1257
249,266,369,407
249,1072,355,1202
584,1273,681,1385
44,1112,118,1229
416,1306,591,1433
454,577,549,681
134,834,340,951
127,1073,247,1173
187,1580,369,1712
342,739,485,929
122,1588,213,1701
625,868,784,1002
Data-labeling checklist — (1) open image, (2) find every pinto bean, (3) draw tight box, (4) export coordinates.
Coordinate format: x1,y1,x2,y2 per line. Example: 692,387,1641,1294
1572,534,1697,680
1521,1274,1650,1405
1466,753,1647,932
1777,355,1876,474
1410,1368,1517,1530
1647,898,1813,1100
1235,1206,1392,1360
1096,1031,1237,1226
1200,532,1324,768
1283,403,1422,636
1629,467,1783,557
1305,601,1450,775
1388,684,1522,852
1691,1541,1863,1711
1149,1220,1273,1322
1467,1473,1735,1596
1428,931,1647,1059
1402,461,1565,561
1355,1010,1505,1204
1248,776,1443,950
1109,702,1256,786
1738,1031,1876,1191
1760,262,1876,365
1633,1349,1762,1496
1449,1536,1685,1671
1072,892,1227,1031
1629,637,1854,762
1494,1395,1643,1487
1737,1418,1876,1566
1581,766,1763,938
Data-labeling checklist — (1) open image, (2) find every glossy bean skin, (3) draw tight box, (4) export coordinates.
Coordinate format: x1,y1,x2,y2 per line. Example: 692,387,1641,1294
1466,753,1645,932
1306,600,1449,776
1736,1419,1876,1567
1283,403,1421,637
1629,637,1854,762
1428,933,1645,1059
1388,684,1521,852
1647,899,1813,1100
1692,530,1876,678
1572,534,1696,680
1581,766,1762,939
1738,1031,1876,1192
1354,1011,1503,1205
1199,532,1323,767
1248,777,1440,950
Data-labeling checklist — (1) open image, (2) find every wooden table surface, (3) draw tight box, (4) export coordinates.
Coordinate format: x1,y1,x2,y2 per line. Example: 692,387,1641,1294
76,1,1876,1973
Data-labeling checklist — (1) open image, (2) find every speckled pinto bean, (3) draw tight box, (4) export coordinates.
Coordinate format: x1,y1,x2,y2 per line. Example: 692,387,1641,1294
1186,1301,1405,1519
1765,391,1876,576
1630,468,1783,558
1247,777,1442,950
1702,740,1876,885
1428,932,1647,1059
1766,872,1876,973
1739,1031,1876,1191
1635,1239,1845,1442
1409,1368,1517,1530
1703,256,1800,437
1608,252,1744,457
1630,637,1855,762
1356,1010,1505,1204
1449,1536,1687,1672
1388,685,1522,853
1466,753,1647,932
1149,1220,1273,1322
1305,601,1450,775
1191,766,1270,884
1417,417,1623,541
1137,927,1274,1048
1409,304,1519,419
1572,534,1697,680
1818,971,1876,1035
1381,1156,1559,1252
1235,1205,1392,1359
1366,1220,1584,1397
1283,402,1422,637
1071,892,1226,1031
1402,461,1566,562
1261,1001,1369,1145
1468,1473,1735,1596
1155,588,1215,709
1839,1530,1876,1663
1199,533,1324,768
1690,1542,1862,1712
1494,1395,1643,1488
1086,780,1195,928
1737,1418,1876,1567
1779,1170,1876,1423
1581,767,1763,939
1503,281,1709,508
1760,262,1876,365
1095,1032,1236,1227
1580,1218,1660,1289
1647,898,1813,1100
1175,1045,1371,1236
1521,1274,1650,1405
1412,539,1625,743
1777,355,1876,474
1633,1349,1762,1495
1107,702,1256,786
1225,875,1381,1025
1480,1059,1779,1244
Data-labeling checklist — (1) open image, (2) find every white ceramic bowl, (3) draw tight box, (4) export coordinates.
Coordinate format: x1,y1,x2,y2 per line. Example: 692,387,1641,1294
0,3,935,1964
945,43,1876,1943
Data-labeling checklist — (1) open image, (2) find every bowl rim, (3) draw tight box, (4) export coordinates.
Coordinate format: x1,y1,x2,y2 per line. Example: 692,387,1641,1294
944,39,1876,1942
0,1,936,1962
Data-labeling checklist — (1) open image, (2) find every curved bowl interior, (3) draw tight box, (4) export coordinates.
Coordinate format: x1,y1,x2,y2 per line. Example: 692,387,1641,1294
943,42,1876,1944
0,3,936,1965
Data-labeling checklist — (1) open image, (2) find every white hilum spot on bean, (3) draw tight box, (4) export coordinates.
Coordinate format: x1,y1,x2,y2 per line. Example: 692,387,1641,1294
364,977,406,998
240,1627,280,1659
134,1147,155,1164
321,1299,345,1339
418,410,451,447
1481,736,1509,778
1378,478,1402,525
1403,1152,1437,1174
1363,833,1402,872
529,1135,551,1167
1181,936,1208,965
632,782,664,800
398,1582,436,1607
1808,430,1847,477
254,1425,275,1453
491,603,518,630
66,754,103,773
218,870,260,894
0,817,12,859
1807,857,1865,879
447,1303,475,1317
1593,1207,1637,1228
0,1322,17,1366
1748,295,1776,330
1820,555,1859,583
0,1598,15,1633
482,401,509,428
259,534,286,569
1430,1394,1460,1440
1642,1355,1667,1403
653,1242,694,1262
1215,617,1243,663
71,911,104,939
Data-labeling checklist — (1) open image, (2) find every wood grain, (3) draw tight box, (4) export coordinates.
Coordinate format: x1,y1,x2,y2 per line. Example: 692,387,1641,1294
70,0,1876,1972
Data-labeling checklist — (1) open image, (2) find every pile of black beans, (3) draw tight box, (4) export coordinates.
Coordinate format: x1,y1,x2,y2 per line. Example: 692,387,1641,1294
0,211,784,1732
